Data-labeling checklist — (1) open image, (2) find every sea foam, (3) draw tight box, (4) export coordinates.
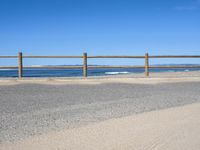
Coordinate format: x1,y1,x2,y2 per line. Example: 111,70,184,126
105,71,129,75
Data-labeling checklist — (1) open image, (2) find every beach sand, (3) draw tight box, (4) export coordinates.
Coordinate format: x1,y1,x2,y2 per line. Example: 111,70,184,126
1,102,200,150
1,70,200,85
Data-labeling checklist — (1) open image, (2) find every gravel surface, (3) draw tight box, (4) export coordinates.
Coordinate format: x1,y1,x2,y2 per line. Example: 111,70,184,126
0,82,200,143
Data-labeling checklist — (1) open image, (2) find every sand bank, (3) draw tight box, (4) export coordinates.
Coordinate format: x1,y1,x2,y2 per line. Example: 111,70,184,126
1,72,200,85
1,102,200,150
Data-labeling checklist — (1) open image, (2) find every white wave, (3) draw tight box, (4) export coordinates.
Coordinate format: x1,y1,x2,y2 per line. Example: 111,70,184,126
105,71,129,75
184,69,189,72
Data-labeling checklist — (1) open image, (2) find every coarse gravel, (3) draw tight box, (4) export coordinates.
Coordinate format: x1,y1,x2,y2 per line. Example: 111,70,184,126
0,82,200,143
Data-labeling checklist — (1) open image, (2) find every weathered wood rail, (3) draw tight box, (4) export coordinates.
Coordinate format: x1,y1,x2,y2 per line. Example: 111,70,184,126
0,52,200,79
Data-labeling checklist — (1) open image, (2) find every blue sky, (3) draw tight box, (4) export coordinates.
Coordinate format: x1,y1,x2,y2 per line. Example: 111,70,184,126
0,0,200,65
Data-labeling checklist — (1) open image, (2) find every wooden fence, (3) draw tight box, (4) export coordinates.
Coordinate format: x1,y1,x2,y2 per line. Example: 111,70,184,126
0,52,200,79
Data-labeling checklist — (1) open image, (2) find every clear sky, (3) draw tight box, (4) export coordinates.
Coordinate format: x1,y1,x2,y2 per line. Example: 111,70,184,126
0,0,200,65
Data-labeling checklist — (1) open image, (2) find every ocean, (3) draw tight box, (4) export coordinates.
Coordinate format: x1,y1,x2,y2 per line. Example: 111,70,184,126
0,68,200,77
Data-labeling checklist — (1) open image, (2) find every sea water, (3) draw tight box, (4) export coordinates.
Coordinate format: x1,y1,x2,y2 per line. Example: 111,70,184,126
0,68,200,77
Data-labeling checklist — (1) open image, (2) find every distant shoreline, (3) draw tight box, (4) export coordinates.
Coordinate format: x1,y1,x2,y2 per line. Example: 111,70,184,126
0,67,200,78
1,70,200,85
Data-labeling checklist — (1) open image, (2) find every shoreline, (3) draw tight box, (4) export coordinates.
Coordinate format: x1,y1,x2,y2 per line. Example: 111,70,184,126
0,70,200,85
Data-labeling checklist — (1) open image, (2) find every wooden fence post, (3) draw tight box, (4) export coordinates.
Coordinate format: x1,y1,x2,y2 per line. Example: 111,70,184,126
18,52,23,79
83,52,87,78
145,52,149,77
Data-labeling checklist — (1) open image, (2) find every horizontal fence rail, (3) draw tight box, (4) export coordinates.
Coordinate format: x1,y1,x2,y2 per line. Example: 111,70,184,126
88,56,145,58
0,56,18,58
23,56,83,58
0,52,200,79
149,55,200,58
24,66,83,69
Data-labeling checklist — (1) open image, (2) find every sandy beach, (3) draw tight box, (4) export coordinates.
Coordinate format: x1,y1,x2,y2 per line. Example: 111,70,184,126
1,72,200,149
1,70,200,85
